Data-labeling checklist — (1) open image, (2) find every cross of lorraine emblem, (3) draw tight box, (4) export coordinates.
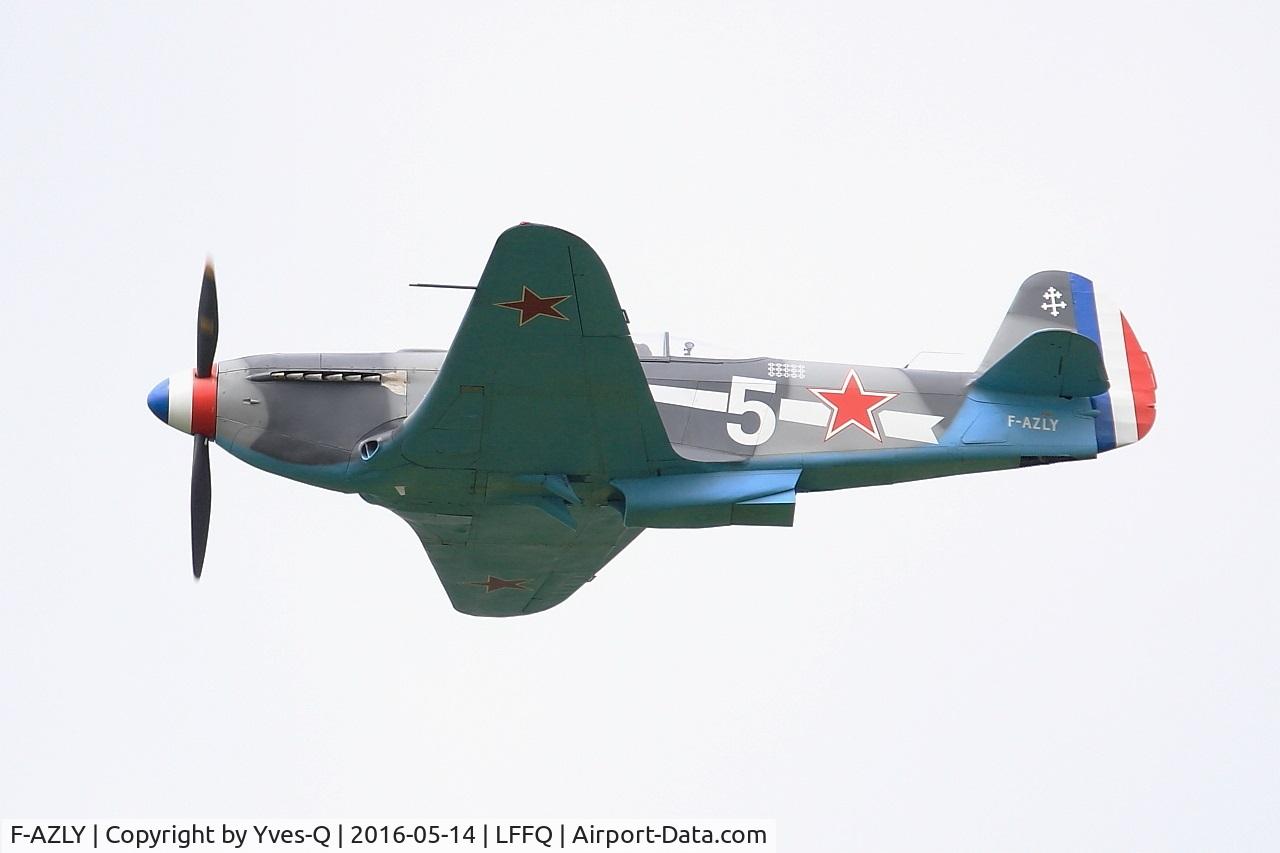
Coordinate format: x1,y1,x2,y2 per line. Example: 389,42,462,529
1041,287,1067,318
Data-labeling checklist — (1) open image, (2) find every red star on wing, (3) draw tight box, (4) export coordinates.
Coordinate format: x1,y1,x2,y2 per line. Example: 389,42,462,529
495,286,572,326
469,576,530,593
809,368,897,441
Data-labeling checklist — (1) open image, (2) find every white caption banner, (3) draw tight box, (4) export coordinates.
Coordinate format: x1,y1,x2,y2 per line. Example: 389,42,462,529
3,821,776,852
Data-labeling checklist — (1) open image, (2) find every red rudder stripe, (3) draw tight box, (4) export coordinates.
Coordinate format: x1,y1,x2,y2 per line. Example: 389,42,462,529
1120,313,1156,440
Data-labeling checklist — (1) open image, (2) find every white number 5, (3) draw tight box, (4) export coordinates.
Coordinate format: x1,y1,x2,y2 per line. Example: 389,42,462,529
727,376,777,446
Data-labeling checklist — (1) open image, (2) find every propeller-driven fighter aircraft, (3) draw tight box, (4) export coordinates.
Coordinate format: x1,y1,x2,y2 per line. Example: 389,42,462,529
148,224,1156,616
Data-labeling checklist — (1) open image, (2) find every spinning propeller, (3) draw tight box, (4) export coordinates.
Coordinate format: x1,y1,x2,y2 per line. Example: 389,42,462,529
147,260,220,579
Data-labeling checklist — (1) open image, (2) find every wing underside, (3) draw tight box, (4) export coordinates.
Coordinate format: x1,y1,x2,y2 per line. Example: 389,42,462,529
405,505,640,616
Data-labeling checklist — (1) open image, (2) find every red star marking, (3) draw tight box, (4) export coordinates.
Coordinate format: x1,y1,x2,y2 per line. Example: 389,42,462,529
469,576,530,593
495,286,572,326
809,368,898,441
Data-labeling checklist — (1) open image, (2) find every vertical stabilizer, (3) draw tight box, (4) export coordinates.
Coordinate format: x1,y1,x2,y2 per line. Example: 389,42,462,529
981,272,1156,451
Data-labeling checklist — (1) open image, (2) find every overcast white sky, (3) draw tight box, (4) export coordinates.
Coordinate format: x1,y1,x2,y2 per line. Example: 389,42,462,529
2,2,1278,850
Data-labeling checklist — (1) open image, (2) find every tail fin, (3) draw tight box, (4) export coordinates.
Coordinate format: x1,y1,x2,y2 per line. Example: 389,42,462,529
980,271,1157,450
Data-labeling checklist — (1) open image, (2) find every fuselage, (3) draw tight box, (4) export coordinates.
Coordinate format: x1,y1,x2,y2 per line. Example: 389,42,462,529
157,345,1109,510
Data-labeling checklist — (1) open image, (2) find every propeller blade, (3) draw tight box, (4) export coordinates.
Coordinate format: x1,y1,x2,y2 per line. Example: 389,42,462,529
191,434,211,579
196,259,219,378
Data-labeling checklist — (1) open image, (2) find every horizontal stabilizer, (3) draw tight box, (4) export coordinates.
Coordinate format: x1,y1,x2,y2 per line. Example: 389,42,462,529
973,329,1108,398
612,469,801,528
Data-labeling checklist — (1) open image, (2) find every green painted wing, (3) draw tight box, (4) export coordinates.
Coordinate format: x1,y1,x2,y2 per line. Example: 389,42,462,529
407,505,642,617
388,223,677,616
397,223,676,477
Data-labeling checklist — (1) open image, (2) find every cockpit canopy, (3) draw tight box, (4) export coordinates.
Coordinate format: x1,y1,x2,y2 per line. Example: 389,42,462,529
631,331,759,361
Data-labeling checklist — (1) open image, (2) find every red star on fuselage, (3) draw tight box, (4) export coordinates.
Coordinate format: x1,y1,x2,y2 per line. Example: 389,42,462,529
469,576,530,593
495,286,572,326
809,368,897,441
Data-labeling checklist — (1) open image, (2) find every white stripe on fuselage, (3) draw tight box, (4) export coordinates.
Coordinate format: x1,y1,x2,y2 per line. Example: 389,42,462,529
878,411,943,444
779,398,829,426
647,383,729,412
648,384,942,444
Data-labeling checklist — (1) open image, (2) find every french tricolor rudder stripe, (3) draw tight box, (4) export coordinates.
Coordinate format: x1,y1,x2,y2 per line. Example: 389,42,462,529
1121,312,1157,440
1068,276,1115,450
1068,274,1156,451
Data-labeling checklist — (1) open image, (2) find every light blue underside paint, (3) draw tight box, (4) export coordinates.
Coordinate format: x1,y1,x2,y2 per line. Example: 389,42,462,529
611,468,800,527
1068,274,1116,451
947,393,1099,459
